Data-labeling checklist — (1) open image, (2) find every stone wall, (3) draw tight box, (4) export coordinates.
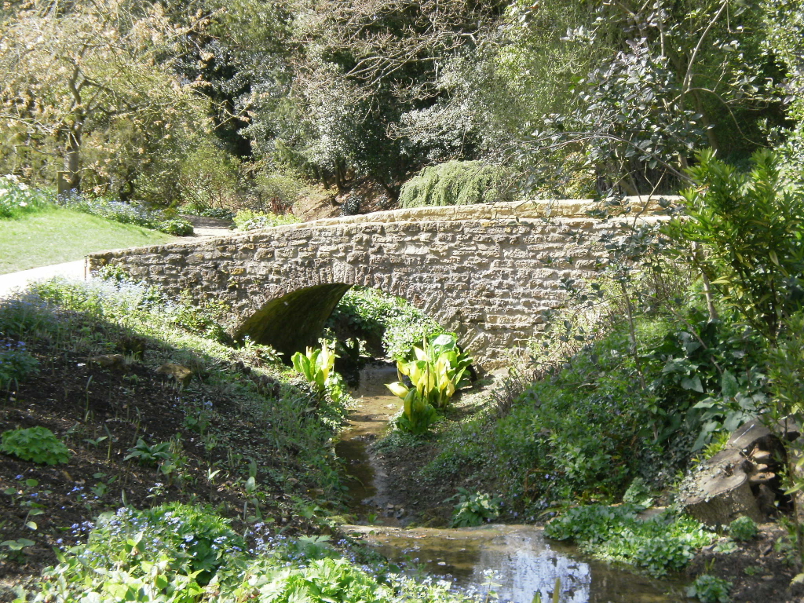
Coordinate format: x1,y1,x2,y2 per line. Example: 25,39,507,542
87,198,666,370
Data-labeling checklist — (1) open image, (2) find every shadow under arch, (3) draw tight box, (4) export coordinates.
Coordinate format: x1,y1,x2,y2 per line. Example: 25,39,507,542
234,283,353,357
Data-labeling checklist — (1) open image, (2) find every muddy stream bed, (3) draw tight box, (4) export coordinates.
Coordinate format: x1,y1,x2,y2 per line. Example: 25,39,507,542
335,365,688,602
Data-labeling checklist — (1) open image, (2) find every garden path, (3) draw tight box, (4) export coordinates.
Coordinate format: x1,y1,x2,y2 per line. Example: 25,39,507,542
0,218,232,298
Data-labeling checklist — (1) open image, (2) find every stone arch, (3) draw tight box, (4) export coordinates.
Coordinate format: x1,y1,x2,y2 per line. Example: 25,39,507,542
232,263,457,360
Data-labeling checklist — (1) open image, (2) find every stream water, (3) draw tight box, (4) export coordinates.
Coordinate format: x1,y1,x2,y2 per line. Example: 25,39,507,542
335,365,687,603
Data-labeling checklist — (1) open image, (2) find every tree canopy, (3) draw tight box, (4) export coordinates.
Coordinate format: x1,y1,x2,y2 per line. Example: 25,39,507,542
0,0,802,203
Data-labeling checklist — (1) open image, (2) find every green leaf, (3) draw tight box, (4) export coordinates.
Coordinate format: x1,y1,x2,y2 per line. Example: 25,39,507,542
721,371,739,398
681,376,704,393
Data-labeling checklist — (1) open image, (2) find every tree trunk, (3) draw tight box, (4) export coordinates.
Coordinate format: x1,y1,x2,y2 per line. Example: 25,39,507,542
64,122,83,191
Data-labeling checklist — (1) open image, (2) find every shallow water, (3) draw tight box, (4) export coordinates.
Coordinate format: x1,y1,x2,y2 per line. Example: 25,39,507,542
335,366,687,602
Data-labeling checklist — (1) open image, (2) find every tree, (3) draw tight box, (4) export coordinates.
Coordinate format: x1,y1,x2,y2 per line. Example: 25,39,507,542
240,0,507,196
0,0,207,195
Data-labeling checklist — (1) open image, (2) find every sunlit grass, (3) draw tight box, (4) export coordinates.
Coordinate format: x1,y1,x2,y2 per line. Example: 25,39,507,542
0,205,177,274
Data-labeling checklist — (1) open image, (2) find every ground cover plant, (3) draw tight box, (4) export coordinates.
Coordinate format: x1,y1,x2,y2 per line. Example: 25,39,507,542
28,502,477,603
54,190,194,236
233,209,300,231
544,504,716,577
0,176,51,219
0,275,358,594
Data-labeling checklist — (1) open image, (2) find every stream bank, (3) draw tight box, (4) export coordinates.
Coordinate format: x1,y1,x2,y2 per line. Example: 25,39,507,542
335,366,688,602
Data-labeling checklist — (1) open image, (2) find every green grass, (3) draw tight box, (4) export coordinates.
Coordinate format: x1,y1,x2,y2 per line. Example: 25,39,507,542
0,206,177,274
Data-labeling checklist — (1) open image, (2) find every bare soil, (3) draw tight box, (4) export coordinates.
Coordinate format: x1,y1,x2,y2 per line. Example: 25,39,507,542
0,325,321,600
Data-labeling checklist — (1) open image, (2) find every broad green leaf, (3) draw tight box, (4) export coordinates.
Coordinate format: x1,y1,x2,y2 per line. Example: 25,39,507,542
721,370,739,398
681,376,704,393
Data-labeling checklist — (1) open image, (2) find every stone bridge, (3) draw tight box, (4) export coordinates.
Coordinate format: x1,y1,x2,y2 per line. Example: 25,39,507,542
87,198,663,371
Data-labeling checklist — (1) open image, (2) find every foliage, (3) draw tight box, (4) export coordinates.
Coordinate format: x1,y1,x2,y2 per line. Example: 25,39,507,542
0,0,208,197
233,209,299,231
621,477,654,508
158,219,194,236
181,205,234,220
31,503,476,603
0,426,70,465
0,175,52,219
292,343,337,393
124,439,175,468
0,339,39,388
447,488,501,527
519,0,782,195
38,504,243,596
166,294,229,343
326,286,446,360
386,335,471,434
729,516,758,542
545,504,715,577
392,392,438,436
252,171,315,215
388,334,472,406
175,142,242,212
340,193,361,216
666,148,804,339
55,190,190,235
761,0,804,177
398,161,512,208
686,574,732,603
4,276,348,498
421,296,767,514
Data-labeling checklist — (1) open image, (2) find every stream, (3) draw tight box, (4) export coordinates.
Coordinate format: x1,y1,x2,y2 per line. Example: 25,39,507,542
335,365,688,603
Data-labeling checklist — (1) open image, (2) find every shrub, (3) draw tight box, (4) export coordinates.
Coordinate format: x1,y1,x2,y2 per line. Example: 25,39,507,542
729,516,758,541
545,504,715,577
0,175,52,218
686,574,732,603
0,426,70,465
254,170,312,213
233,209,299,231
158,218,194,236
55,190,170,231
447,488,501,527
340,193,361,216
666,148,804,339
398,160,512,208
181,205,234,220
0,340,39,388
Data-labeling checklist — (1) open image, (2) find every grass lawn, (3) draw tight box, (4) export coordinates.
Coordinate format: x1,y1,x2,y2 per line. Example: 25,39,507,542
0,206,178,274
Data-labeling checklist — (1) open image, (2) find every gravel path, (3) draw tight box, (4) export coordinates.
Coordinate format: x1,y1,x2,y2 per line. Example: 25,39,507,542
0,260,86,298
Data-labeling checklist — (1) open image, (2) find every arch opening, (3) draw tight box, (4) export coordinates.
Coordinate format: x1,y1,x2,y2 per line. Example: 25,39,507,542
234,283,352,358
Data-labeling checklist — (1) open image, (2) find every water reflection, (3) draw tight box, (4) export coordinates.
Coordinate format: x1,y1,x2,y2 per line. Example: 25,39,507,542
346,524,683,603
